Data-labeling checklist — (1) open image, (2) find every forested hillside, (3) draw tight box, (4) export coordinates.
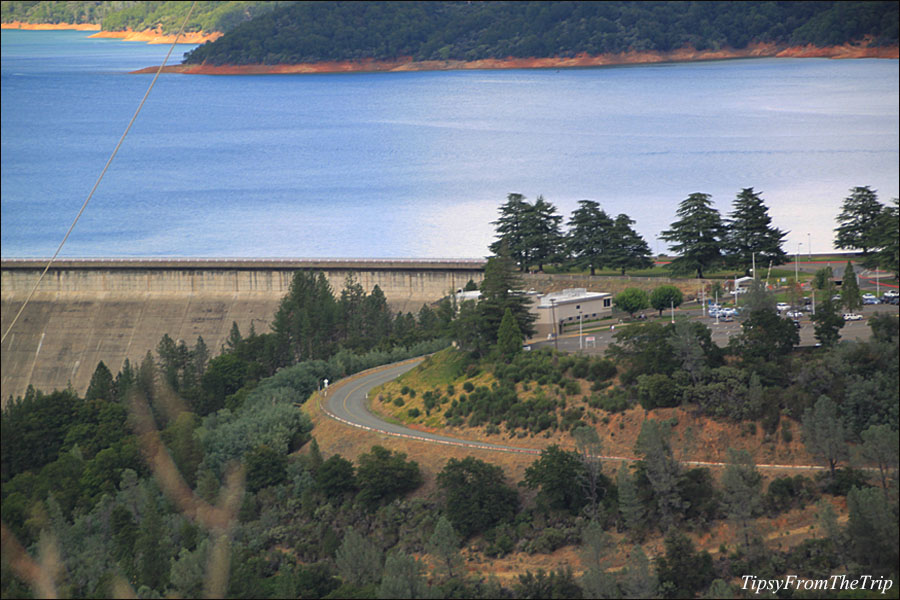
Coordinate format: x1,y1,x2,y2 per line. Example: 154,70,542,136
182,0,899,66
0,0,280,34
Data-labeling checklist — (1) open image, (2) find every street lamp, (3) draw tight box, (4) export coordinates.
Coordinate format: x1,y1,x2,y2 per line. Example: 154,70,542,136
550,298,558,351
795,242,803,309
579,309,583,350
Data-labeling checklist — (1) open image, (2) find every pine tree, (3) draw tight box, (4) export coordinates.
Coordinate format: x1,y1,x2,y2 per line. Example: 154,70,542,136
85,361,114,403
566,199,614,275
616,464,647,541
607,213,654,275
870,197,899,276
802,396,848,478
489,193,533,271
427,516,462,580
621,546,658,599
478,247,536,346
635,419,683,530
835,186,885,255
496,308,523,358
841,261,862,312
527,195,565,272
720,448,763,550
335,527,383,587
660,193,725,278
724,188,787,274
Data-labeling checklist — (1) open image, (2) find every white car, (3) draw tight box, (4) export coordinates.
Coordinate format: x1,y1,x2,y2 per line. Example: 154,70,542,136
883,290,899,299
843,313,863,321
786,311,803,319
776,302,790,311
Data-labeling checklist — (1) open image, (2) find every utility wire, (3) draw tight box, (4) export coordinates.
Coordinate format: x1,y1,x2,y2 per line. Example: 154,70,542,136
2,2,198,346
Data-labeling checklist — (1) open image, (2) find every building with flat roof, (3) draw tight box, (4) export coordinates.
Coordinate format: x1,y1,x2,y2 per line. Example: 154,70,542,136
531,288,613,339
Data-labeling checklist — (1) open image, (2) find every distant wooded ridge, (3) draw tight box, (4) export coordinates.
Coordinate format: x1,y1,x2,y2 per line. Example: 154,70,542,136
181,1,899,66
3,2,897,65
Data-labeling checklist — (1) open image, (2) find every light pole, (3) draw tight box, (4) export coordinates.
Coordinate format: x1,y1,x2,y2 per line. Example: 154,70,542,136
579,309,583,350
795,242,803,309
550,298,558,351
807,233,811,261
670,299,675,324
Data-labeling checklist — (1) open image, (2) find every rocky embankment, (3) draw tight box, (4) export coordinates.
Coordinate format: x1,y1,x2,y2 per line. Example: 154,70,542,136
132,40,898,75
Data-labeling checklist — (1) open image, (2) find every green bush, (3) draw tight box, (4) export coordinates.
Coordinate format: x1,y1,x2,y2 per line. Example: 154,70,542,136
636,373,681,409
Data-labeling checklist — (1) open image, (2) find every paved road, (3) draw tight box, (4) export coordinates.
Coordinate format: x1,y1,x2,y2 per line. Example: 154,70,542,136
321,359,542,456
318,358,828,471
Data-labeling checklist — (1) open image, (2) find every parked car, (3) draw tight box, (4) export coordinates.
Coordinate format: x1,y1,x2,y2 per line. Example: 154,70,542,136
862,296,881,305
792,319,802,329
883,290,899,299
776,302,790,312
843,313,863,321
786,311,804,319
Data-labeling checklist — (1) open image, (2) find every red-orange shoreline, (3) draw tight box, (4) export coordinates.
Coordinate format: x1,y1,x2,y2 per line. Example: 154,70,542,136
3,24,896,73
1,22,221,44
132,41,899,75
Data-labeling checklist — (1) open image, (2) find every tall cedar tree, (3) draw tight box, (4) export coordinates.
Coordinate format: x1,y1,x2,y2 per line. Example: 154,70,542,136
661,193,725,278
608,213,654,275
870,197,899,276
489,193,532,271
566,200,615,275
835,186,885,256
527,195,565,272
725,188,787,274
478,248,537,345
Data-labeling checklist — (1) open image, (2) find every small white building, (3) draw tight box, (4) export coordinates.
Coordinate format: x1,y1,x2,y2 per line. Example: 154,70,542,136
531,288,613,338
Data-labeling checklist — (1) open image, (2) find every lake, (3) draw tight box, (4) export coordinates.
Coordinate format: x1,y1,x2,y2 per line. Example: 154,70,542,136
2,29,898,259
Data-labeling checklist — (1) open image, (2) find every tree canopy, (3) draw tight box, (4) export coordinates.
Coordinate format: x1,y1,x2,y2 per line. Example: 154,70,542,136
660,193,725,278
179,1,900,66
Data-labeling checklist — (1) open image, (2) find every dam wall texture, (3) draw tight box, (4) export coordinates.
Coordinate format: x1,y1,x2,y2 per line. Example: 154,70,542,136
1,259,484,402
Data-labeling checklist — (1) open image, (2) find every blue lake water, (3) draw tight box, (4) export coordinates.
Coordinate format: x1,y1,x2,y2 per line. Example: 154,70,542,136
2,29,898,259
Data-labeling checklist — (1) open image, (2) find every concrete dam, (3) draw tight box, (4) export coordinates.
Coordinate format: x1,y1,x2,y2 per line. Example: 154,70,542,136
1,258,484,402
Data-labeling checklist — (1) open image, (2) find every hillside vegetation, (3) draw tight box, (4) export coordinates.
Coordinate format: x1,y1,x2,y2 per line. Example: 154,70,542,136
0,0,280,34
182,0,899,66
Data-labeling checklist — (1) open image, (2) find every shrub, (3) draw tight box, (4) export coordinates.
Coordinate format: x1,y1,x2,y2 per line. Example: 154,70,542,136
636,373,681,409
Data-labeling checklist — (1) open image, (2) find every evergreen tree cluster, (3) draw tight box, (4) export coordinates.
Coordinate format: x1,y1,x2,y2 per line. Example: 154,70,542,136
490,193,654,275
661,188,787,278
180,1,900,66
834,186,899,277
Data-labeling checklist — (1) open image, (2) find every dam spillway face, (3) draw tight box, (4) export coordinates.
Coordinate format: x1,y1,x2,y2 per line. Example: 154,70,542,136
0,259,484,402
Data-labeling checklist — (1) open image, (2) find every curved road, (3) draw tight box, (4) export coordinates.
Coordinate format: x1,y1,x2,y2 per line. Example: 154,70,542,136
321,359,541,456
319,358,826,471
